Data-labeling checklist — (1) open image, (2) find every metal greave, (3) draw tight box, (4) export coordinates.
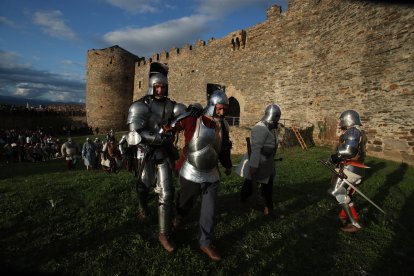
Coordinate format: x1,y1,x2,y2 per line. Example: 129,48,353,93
156,160,173,233
340,203,360,227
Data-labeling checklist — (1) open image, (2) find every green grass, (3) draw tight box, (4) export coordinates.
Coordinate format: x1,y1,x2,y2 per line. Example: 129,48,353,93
1,145,413,275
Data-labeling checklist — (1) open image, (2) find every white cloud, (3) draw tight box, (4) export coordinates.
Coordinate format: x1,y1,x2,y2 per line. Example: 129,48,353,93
33,10,77,40
101,0,288,58
9,81,85,102
0,16,15,26
103,14,210,57
105,0,161,14
0,51,85,103
0,50,31,70
15,86,31,97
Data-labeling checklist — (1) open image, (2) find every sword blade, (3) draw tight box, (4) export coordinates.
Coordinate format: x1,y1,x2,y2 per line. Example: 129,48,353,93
318,159,386,214
342,178,386,214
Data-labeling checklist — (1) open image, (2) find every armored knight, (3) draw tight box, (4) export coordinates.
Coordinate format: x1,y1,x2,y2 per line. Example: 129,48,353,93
236,104,281,215
125,71,186,252
162,90,233,261
328,110,367,233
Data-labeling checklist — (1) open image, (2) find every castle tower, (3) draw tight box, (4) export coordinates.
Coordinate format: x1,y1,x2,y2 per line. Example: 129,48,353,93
86,45,140,133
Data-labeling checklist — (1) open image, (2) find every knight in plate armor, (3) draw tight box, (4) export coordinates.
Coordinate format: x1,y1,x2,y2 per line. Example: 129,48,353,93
124,68,186,252
236,104,282,215
162,90,233,261
328,110,368,233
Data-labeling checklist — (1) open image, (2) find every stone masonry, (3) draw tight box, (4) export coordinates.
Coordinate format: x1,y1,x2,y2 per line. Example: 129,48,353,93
86,0,414,165
86,46,140,133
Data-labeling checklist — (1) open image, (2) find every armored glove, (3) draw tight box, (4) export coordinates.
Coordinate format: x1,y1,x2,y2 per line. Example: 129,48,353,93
330,154,342,164
187,103,203,118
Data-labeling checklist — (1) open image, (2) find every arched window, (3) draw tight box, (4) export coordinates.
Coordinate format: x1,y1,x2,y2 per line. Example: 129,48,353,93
226,97,240,126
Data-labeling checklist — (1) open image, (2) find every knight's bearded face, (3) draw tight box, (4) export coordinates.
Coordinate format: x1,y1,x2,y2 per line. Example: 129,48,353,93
214,103,228,118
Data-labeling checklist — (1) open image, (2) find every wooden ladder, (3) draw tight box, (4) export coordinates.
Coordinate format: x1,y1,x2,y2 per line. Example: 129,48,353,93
292,126,307,150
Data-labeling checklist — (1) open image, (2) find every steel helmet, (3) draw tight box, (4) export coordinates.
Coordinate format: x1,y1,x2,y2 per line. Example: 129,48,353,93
205,90,229,117
261,104,281,125
339,110,362,128
147,73,168,96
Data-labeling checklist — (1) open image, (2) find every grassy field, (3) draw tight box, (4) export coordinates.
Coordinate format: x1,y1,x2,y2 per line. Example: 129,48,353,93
0,143,413,275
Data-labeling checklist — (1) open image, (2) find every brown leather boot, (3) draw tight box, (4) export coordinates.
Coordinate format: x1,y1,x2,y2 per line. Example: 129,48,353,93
159,233,176,252
200,245,221,261
341,223,362,233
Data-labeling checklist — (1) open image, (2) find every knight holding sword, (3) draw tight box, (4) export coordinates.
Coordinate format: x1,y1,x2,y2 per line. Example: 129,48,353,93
326,109,369,233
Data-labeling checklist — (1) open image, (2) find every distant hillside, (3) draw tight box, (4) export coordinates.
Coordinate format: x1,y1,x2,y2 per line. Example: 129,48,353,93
0,95,85,107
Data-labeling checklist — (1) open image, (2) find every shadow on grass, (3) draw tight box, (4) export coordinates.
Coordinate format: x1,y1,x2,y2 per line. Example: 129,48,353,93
213,177,338,274
364,162,409,223
215,194,342,274
255,211,342,275
364,160,386,180
0,159,77,180
371,189,414,275
368,162,414,275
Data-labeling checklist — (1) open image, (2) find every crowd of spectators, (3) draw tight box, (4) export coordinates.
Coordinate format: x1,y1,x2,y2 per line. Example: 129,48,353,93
0,127,131,175
0,103,86,116
0,128,63,163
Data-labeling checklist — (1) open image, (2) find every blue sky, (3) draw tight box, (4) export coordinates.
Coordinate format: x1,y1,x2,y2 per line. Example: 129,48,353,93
0,0,287,104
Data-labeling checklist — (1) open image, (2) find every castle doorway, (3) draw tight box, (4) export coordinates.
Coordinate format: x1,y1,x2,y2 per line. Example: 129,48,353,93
206,83,225,101
149,62,168,77
226,97,240,126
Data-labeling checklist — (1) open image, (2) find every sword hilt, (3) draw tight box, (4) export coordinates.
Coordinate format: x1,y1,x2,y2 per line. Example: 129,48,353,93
317,159,347,179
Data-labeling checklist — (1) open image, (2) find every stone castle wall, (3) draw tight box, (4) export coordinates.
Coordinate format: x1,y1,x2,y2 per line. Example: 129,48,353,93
87,0,414,165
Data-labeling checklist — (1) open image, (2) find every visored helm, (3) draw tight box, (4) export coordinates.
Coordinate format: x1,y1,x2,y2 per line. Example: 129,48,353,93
147,73,168,96
261,104,281,129
205,90,229,117
127,102,150,131
339,110,361,128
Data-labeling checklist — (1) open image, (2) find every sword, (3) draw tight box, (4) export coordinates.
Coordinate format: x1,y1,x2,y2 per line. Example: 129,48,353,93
318,159,386,214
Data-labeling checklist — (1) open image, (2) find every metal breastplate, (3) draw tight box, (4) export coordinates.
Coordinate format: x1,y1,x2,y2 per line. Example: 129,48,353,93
338,127,367,175
186,117,222,171
147,98,175,131
338,127,366,161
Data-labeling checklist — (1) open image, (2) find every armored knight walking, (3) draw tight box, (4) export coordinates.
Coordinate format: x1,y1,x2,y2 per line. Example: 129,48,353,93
162,90,233,261
328,110,368,233
124,68,186,252
236,104,282,215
